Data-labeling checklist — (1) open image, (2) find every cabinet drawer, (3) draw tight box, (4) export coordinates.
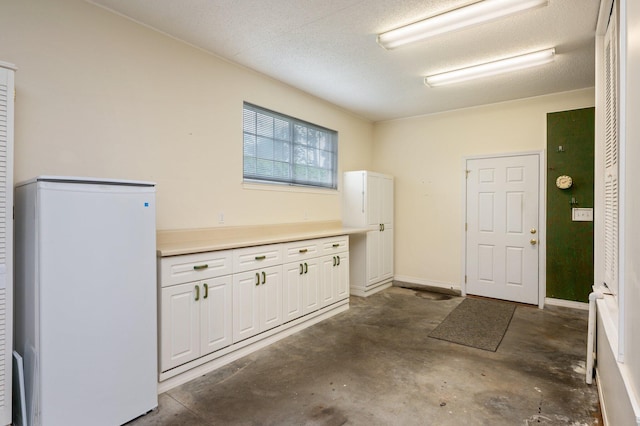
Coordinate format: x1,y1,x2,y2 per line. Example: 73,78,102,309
160,250,233,288
233,244,282,273
282,239,321,262
319,236,349,254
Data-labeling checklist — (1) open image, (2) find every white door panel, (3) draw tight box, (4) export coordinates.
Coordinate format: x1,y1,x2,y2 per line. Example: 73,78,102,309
366,174,381,226
262,266,283,331
381,176,394,226
466,154,539,305
303,260,321,314
283,262,304,322
380,227,394,281
336,254,350,300
201,276,233,355
232,271,261,342
161,283,199,371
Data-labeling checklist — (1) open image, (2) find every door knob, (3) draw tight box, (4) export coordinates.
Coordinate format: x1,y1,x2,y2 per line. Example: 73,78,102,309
530,228,537,234
530,239,537,245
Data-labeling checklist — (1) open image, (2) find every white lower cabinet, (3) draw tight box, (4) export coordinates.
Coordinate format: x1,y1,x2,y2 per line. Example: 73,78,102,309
201,276,234,353
320,252,349,307
160,275,232,371
283,258,320,322
336,252,350,300
159,235,350,377
364,228,393,286
233,265,283,343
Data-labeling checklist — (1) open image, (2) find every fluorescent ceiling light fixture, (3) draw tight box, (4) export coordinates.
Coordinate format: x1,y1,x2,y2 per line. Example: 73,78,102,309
377,0,548,50
424,48,555,87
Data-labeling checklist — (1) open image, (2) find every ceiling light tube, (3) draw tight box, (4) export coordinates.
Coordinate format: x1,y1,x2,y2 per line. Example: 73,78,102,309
377,0,548,50
424,48,555,87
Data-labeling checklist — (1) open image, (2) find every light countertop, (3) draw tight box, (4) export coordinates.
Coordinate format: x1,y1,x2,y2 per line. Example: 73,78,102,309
157,220,369,257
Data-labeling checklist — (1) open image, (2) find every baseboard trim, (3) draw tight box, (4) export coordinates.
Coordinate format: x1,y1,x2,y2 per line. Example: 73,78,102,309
393,275,461,293
545,297,589,311
350,279,392,297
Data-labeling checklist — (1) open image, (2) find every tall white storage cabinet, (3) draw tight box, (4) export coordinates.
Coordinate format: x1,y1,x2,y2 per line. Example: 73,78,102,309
0,62,15,426
343,171,394,297
14,177,158,426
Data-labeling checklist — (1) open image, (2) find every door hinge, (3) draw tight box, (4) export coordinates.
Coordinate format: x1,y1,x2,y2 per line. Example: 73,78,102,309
465,170,470,179
465,223,468,231
464,275,467,283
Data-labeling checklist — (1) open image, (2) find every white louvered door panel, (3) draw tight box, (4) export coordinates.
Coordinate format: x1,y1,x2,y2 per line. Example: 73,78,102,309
0,62,15,426
603,13,619,297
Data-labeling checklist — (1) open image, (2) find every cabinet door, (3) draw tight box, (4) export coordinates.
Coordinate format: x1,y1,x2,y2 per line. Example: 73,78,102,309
302,258,321,314
335,253,350,301
261,266,283,332
380,175,394,282
200,275,233,355
366,173,381,226
366,230,381,286
283,262,305,322
233,271,261,343
380,227,394,282
160,283,200,371
380,174,394,228
320,255,338,307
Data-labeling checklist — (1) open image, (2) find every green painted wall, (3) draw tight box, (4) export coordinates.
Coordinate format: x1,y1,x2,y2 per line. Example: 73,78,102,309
546,107,595,302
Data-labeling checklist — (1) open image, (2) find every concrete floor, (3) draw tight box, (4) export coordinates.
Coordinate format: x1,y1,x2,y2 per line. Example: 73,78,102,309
130,286,601,425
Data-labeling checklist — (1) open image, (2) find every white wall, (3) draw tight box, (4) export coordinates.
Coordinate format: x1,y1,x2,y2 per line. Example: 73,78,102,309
373,89,594,288
0,0,374,230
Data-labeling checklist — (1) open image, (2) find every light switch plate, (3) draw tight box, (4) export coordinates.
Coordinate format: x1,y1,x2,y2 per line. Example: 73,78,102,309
572,208,593,222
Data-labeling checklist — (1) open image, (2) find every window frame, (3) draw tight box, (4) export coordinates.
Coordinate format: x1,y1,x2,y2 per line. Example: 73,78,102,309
242,102,338,190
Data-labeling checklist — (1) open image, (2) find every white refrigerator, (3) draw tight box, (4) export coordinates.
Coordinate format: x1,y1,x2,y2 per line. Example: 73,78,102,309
14,177,158,426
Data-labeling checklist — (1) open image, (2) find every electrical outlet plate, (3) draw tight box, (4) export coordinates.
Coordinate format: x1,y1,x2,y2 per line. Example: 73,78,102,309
572,208,593,222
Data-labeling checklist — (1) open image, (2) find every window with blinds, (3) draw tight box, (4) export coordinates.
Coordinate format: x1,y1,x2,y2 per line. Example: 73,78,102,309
603,9,619,298
243,103,338,189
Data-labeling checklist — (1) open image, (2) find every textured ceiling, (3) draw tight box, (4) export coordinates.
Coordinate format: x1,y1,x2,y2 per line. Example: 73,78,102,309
88,0,600,122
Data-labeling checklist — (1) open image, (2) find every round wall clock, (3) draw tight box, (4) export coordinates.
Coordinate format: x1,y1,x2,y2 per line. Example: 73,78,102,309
556,175,573,189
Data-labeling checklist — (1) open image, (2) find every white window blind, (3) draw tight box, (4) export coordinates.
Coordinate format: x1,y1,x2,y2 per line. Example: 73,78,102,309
603,10,619,298
243,102,338,189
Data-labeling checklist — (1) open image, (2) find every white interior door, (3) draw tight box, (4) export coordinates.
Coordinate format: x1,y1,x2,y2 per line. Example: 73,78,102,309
465,154,540,305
